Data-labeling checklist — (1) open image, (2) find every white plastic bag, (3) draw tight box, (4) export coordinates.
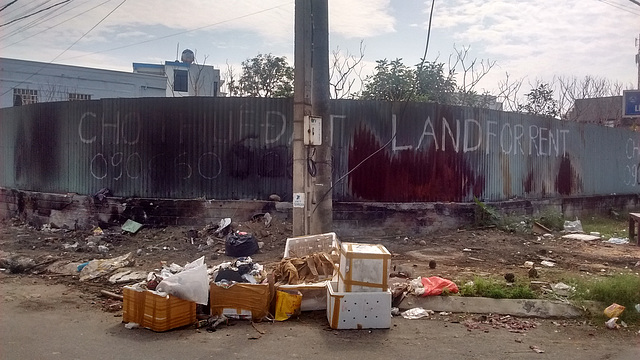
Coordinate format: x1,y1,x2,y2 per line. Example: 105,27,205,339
563,220,583,233
156,256,209,305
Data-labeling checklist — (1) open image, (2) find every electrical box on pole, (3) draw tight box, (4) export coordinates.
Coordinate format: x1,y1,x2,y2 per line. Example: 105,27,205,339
304,116,322,145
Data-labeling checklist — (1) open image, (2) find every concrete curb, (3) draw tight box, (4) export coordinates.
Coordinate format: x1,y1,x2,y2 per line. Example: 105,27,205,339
399,296,584,319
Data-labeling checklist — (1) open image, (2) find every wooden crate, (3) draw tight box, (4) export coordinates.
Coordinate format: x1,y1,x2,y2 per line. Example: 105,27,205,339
122,287,146,324
123,286,196,332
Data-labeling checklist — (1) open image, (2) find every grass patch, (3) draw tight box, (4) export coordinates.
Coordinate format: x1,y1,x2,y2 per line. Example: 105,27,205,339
580,215,629,240
459,277,537,299
569,274,640,322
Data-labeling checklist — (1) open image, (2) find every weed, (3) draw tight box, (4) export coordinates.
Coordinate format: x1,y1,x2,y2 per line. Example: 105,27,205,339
535,209,564,231
473,197,501,227
459,277,537,299
569,274,640,322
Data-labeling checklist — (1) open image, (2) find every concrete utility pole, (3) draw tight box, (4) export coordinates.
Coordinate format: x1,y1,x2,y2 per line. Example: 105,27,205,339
292,0,332,236
309,0,332,234
636,33,640,89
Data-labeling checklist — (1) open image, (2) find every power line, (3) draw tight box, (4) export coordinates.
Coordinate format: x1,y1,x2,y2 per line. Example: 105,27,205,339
1,0,127,96
597,0,640,15
0,0,19,13
0,0,75,42
0,0,71,27
60,2,291,61
0,0,112,47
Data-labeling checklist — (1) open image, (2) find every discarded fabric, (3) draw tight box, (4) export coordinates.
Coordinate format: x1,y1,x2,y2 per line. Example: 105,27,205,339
411,276,459,296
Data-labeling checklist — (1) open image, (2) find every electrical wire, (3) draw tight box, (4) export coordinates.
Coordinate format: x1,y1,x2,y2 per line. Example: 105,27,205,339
307,146,317,177
0,0,76,42
60,2,291,62
0,0,71,27
596,0,640,15
0,0,112,48
1,0,127,97
0,0,19,13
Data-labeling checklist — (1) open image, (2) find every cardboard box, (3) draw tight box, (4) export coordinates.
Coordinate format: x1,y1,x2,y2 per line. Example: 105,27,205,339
210,283,270,321
326,281,391,330
123,286,197,332
337,242,391,292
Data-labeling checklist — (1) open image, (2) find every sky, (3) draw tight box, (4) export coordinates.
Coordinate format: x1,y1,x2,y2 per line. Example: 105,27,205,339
1,0,639,100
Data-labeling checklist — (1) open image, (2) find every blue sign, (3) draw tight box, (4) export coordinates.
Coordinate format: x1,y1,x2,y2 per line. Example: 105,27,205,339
624,90,640,117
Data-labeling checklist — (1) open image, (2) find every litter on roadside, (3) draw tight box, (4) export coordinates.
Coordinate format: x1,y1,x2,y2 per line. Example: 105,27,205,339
401,307,434,319
604,237,629,245
121,219,143,234
563,219,583,233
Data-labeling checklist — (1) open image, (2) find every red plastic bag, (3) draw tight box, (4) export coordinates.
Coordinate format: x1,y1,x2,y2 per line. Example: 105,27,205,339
420,276,459,296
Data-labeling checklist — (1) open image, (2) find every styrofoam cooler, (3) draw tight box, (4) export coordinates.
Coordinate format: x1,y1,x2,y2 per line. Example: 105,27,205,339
283,232,339,258
326,281,391,329
338,242,391,292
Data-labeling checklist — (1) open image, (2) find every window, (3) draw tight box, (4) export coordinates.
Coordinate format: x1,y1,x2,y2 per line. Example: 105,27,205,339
173,70,188,92
69,93,91,101
13,88,38,106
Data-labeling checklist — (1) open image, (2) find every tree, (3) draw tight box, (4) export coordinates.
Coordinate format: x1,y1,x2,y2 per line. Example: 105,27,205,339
415,60,456,104
447,45,496,107
495,72,525,112
360,58,416,101
556,75,625,119
330,41,366,99
518,82,559,118
237,53,294,98
360,58,457,103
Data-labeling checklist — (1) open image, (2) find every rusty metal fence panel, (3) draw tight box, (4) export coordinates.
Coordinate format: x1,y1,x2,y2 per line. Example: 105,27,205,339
1,97,639,202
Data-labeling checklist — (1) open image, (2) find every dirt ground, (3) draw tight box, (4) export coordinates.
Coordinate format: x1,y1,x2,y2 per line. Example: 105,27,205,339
1,216,640,359
1,215,639,297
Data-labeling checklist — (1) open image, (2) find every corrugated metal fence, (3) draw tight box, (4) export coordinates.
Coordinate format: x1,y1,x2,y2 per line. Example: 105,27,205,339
1,97,639,202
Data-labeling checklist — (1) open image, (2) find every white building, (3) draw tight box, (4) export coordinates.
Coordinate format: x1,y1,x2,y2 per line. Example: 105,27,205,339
0,50,222,108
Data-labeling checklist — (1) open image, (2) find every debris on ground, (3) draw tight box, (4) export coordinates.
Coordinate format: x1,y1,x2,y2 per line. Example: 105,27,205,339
401,307,434,319
464,314,538,333
529,345,545,353
563,219,583,233
604,237,629,245
121,219,143,234
79,252,134,281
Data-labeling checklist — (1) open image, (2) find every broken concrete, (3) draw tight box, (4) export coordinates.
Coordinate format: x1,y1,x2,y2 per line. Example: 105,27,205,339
399,296,584,319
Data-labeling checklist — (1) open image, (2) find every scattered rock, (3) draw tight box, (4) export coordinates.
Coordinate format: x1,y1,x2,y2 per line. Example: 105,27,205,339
268,194,281,202
528,267,539,278
418,240,427,246
429,260,437,269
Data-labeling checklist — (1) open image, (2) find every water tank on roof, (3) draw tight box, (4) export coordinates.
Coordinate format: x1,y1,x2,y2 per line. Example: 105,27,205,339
181,49,194,64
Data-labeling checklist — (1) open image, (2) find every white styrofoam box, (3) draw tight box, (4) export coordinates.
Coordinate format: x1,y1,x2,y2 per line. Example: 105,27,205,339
278,282,327,311
326,281,391,330
338,242,391,292
283,232,339,259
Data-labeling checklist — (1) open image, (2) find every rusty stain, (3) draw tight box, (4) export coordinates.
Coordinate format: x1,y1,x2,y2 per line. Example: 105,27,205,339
348,124,484,202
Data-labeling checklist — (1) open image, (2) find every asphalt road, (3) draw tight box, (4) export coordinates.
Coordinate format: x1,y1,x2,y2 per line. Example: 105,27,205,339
1,276,639,360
